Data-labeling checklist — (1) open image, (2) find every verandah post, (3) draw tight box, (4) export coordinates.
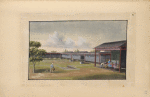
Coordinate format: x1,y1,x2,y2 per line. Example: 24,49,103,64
99,53,100,65
84,54,85,62
110,51,111,61
119,47,122,73
95,48,96,67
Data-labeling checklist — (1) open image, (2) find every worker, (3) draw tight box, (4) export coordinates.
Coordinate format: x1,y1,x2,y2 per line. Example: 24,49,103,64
108,59,112,67
50,63,55,73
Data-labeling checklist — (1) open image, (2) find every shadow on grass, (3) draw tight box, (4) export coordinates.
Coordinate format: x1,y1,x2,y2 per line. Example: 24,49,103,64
34,69,66,73
72,74,126,80
34,69,48,73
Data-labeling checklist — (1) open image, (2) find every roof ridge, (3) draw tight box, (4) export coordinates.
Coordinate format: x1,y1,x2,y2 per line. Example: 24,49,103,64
94,40,127,49
102,40,126,44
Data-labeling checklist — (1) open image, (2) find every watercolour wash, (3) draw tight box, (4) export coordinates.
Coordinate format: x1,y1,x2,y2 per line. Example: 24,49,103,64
29,20,127,80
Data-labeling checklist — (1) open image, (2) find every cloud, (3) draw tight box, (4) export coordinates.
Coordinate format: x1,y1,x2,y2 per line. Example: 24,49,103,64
46,31,65,48
65,38,76,48
45,31,91,49
77,37,91,49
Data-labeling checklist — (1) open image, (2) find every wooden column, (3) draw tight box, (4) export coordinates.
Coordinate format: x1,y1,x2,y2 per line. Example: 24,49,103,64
84,54,85,62
98,53,100,65
119,47,122,73
105,54,106,62
94,48,96,67
110,51,111,61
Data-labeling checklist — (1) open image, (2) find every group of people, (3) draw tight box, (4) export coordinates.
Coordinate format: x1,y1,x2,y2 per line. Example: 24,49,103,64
107,59,117,68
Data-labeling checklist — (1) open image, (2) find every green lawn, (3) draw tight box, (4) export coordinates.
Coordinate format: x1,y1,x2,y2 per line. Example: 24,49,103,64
29,58,126,80
29,58,96,72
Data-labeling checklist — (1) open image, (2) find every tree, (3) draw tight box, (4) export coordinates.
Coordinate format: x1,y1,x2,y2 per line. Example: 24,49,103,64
29,41,41,48
64,49,68,52
74,49,79,52
29,41,47,73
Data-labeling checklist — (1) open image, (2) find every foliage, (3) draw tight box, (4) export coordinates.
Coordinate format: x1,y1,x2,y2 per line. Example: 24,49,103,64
74,49,79,52
29,41,41,48
29,41,47,73
64,49,68,52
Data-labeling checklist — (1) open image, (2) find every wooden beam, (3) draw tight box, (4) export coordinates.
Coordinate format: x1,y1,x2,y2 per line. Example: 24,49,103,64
121,49,126,50
95,48,120,51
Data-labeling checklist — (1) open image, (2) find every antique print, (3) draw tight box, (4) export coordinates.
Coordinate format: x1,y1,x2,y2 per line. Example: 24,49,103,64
29,20,127,80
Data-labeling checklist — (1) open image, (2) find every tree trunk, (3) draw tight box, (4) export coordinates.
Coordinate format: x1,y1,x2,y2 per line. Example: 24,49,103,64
33,63,35,73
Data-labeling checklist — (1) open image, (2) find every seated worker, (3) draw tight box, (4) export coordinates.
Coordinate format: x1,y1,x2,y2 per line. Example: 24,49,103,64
107,59,112,67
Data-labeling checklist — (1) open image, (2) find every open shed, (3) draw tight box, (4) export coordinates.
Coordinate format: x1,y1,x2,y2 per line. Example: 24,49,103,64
94,40,127,72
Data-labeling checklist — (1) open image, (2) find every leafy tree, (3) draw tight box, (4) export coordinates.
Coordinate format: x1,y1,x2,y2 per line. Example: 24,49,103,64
29,41,41,48
64,49,68,52
74,49,79,52
29,41,46,73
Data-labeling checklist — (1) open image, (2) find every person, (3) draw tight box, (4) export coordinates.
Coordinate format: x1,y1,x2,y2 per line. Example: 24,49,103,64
107,59,112,67
50,63,55,73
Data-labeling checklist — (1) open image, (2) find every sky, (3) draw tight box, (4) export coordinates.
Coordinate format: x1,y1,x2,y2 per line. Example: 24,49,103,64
30,21,127,52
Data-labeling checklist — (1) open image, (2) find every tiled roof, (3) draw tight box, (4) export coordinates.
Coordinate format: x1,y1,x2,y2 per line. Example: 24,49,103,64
94,40,126,49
